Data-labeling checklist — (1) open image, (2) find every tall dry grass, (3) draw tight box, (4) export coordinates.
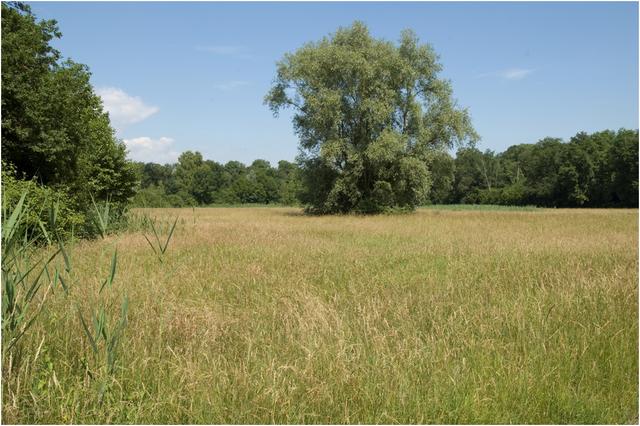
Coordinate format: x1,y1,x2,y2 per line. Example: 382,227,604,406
2,207,637,423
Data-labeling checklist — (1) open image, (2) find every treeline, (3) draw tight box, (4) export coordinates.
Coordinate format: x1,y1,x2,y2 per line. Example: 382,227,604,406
436,129,638,207
131,152,301,207
134,128,638,209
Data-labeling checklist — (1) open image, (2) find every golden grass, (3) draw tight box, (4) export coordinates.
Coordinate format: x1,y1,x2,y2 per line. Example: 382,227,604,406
3,207,638,423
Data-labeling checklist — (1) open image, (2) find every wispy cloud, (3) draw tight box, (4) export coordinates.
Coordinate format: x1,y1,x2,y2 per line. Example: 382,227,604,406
213,80,250,91
476,68,535,81
500,68,535,80
97,87,159,132
123,136,179,163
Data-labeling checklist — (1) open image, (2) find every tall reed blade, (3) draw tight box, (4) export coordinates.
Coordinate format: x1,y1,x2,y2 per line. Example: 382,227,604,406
161,217,179,254
99,249,118,294
143,215,179,262
3,191,27,246
78,308,98,355
58,238,72,273
90,194,111,238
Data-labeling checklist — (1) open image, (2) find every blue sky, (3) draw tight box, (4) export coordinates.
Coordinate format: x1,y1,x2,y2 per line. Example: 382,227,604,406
30,1,639,165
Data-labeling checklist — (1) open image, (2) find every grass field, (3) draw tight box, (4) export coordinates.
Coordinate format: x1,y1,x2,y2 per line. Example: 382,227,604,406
3,207,638,424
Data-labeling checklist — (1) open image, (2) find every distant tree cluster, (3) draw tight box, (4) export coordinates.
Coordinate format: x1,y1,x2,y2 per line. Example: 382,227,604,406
427,129,638,208
130,153,301,207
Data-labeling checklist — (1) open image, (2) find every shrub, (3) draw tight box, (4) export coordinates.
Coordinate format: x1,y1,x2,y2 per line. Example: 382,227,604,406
2,165,84,241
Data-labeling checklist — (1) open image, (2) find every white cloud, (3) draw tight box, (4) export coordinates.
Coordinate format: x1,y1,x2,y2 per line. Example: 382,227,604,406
213,80,250,91
123,136,179,164
476,68,535,81
97,87,159,132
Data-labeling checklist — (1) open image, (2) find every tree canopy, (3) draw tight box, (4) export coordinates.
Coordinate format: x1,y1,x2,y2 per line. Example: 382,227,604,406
265,21,478,213
427,129,638,208
130,155,301,208
1,2,136,212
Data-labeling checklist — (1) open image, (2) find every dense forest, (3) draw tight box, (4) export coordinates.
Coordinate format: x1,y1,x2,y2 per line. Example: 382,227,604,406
133,128,638,209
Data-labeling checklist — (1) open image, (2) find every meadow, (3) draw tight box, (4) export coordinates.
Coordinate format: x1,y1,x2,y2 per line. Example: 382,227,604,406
3,206,638,424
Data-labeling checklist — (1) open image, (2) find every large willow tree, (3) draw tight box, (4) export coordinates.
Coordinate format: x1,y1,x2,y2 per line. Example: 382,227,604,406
266,22,478,213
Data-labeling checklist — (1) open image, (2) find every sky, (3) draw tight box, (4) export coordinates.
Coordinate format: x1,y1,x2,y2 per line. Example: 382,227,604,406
29,1,639,166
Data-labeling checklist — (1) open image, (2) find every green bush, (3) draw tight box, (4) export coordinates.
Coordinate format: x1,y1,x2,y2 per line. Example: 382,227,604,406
130,186,172,208
129,186,199,208
2,166,84,241
499,182,528,205
2,165,133,240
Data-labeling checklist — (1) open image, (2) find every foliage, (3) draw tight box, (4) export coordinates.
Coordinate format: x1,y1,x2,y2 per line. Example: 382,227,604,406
129,185,170,208
265,21,477,213
130,127,638,211
1,190,63,356
77,293,128,382
1,2,137,237
428,129,638,208
2,164,84,241
130,156,303,207
425,150,455,204
276,160,303,205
